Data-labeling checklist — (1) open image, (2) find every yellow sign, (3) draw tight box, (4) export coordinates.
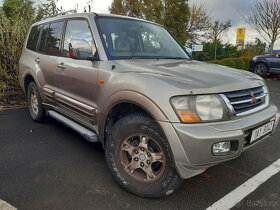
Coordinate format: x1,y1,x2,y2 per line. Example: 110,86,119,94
236,28,246,46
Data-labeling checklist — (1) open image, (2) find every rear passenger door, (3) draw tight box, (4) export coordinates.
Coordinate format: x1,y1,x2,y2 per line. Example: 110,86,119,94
55,19,99,128
38,21,65,104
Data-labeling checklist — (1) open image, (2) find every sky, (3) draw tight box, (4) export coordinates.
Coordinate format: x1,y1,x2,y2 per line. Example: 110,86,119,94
0,0,279,49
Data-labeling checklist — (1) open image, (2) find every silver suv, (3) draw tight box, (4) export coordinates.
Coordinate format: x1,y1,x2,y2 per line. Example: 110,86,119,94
19,12,279,198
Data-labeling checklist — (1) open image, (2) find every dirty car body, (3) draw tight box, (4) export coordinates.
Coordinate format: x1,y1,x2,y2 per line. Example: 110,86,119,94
19,13,280,197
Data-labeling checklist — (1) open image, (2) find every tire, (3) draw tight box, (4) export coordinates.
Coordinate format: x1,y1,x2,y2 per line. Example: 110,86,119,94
253,63,268,77
27,82,46,122
105,113,183,198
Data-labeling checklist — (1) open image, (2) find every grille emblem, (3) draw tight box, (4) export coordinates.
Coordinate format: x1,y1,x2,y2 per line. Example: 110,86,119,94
251,91,257,103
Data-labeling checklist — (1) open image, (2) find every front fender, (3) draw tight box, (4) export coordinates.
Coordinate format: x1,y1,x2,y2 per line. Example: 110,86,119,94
97,90,169,143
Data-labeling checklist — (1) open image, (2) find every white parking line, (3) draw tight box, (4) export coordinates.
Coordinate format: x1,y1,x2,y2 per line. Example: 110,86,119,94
206,158,280,210
0,199,17,210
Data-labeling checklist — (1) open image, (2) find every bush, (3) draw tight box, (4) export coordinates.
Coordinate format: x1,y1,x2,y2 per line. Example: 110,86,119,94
209,56,253,70
0,7,33,102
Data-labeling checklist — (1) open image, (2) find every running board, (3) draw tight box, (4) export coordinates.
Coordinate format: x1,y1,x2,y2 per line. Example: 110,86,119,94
47,110,99,143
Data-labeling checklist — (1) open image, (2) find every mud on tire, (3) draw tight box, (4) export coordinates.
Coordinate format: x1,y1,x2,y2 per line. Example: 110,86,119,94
27,82,46,122
105,113,183,198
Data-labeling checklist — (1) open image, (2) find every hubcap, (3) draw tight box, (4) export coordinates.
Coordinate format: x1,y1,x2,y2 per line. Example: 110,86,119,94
30,91,39,115
255,64,265,75
139,153,146,161
120,134,166,182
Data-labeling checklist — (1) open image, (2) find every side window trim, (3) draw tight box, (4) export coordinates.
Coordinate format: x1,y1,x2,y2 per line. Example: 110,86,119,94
35,24,43,52
37,23,50,54
60,20,67,56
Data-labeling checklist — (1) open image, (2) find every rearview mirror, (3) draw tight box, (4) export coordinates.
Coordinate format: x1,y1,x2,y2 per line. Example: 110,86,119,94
69,39,99,61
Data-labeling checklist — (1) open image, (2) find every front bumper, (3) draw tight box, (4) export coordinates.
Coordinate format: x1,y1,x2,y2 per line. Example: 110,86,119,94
159,104,279,179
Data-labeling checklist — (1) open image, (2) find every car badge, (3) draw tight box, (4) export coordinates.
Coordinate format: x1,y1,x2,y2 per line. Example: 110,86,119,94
251,91,257,103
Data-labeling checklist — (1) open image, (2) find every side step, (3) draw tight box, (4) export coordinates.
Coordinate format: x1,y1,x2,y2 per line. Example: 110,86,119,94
47,110,99,143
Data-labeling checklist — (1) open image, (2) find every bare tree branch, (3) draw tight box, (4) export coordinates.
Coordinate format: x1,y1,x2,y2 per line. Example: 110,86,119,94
245,0,280,54
208,20,231,60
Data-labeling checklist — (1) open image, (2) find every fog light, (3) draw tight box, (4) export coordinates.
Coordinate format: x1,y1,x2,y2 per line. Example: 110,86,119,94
212,141,231,155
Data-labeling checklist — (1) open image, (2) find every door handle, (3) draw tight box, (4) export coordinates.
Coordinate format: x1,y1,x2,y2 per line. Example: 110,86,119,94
35,58,40,64
57,63,66,70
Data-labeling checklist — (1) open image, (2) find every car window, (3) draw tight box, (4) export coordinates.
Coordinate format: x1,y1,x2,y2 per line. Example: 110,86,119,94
63,20,96,58
97,17,189,60
44,21,64,56
141,32,161,50
38,24,50,53
26,25,41,51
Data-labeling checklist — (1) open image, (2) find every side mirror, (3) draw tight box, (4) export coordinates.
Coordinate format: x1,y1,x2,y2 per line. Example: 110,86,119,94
276,53,280,58
69,39,99,61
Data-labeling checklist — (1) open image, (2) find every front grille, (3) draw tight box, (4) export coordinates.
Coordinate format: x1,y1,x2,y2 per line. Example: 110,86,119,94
222,86,268,116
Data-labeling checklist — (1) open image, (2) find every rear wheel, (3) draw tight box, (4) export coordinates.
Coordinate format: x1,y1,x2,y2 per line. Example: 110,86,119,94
253,63,268,77
105,113,183,198
27,82,46,122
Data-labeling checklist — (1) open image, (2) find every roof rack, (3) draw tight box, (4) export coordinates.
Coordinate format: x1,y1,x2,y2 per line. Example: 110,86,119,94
48,9,77,18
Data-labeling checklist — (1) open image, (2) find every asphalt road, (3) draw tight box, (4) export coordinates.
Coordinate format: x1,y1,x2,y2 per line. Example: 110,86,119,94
0,80,279,210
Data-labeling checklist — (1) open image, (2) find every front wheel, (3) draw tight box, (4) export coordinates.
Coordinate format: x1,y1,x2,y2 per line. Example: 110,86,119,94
105,113,183,198
253,63,268,77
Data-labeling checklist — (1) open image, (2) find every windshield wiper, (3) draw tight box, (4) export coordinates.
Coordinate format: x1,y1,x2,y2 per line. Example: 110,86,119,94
157,57,188,60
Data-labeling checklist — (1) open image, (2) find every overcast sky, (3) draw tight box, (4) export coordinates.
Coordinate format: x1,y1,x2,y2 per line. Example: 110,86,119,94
0,0,279,48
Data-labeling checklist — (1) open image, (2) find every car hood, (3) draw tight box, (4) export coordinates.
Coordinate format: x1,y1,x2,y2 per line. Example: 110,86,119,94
113,59,265,94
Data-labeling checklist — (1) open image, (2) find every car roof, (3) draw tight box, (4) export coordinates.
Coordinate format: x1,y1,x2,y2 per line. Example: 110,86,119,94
32,12,160,27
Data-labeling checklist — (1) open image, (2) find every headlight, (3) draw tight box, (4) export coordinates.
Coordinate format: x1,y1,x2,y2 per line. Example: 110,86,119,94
252,56,258,61
170,95,228,123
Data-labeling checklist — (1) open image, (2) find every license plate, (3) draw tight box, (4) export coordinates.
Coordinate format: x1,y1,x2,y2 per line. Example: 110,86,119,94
250,121,274,143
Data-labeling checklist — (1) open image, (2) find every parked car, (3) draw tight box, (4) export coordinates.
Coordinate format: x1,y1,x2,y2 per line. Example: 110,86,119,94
19,12,279,198
250,53,280,77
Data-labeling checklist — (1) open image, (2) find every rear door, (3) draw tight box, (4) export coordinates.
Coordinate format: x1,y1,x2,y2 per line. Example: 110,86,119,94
38,21,65,104
55,19,99,128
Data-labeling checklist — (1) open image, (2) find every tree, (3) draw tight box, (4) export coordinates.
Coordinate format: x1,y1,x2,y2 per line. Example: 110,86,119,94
208,20,231,60
83,0,94,12
244,38,266,56
37,0,63,19
246,0,280,54
109,0,190,45
186,3,212,46
163,0,189,45
2,0,35,22
110,0,144,18
0,1,37,97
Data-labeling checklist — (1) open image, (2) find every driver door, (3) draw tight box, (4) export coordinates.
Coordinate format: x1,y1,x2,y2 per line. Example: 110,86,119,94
268,54,280,71
55,19,99,129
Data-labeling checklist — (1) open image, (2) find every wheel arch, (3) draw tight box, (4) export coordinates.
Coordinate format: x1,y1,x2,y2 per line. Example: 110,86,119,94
23,74,36,95
97,91,169,147
254,61,270,70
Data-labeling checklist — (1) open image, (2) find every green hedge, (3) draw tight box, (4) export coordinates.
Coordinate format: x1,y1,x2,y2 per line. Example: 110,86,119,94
209,56,253,71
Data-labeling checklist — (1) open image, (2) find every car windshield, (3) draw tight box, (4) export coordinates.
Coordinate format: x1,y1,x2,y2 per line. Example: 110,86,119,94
96,17,190,60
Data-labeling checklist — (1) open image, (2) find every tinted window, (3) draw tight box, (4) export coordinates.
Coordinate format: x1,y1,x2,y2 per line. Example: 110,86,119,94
38,24,50,53
44,21,64,56
26,25,41,51
63,20,96,57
